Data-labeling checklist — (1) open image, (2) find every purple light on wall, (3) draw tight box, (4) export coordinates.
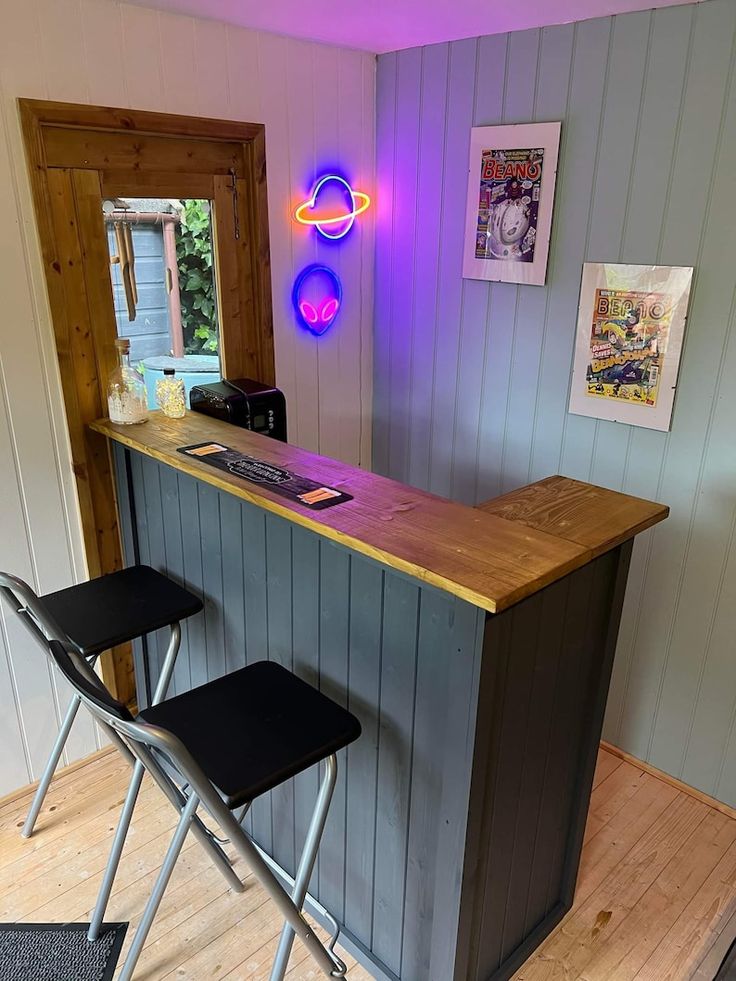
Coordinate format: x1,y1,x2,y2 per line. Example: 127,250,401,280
292,264,342,336
294,174,371,240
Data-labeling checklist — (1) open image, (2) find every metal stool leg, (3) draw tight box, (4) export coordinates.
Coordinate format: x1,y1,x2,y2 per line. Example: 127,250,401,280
140,748,243,892
24,646,135,838
89,623,225,941
216,801,343,977
87,759,145,941
269,756,338,981
22,693,82,838
116,791,200,981
88,749,243,941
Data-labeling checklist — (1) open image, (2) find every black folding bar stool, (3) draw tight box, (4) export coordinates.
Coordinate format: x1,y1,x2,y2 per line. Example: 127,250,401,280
48,639,362,981
0,566,202,838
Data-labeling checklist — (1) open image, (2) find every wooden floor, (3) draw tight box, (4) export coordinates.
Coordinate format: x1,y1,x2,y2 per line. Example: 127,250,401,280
514,748,736,981
1,747,735,980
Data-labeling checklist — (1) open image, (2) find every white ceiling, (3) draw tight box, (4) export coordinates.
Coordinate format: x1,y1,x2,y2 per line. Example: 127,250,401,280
126,0,700,53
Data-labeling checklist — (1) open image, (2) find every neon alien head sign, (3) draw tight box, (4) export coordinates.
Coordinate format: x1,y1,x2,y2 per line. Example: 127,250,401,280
292,264,342,336
294,174,371,241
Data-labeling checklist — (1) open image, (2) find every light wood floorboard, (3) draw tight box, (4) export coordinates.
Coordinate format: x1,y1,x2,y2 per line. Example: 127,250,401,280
515,749,736,980
2,747,735,979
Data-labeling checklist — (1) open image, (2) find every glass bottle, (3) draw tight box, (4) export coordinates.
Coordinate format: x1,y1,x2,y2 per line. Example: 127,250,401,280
107,338,148,425
155,367,186,419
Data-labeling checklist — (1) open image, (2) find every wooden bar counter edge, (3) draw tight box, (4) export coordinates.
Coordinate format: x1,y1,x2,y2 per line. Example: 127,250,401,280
91,411,669,981
90,412,668,614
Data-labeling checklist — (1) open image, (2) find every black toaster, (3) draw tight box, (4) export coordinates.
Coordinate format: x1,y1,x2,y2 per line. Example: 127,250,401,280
189,378,287,442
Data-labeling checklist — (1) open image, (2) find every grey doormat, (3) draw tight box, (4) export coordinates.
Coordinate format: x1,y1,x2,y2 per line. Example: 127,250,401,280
0,923,127,981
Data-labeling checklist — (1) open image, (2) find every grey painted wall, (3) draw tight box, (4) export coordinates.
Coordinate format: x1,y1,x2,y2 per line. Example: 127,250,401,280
374,0,736,804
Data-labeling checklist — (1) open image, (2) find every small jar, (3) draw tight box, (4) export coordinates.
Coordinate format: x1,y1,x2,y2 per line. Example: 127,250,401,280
107,338,148,425
155,368,186,419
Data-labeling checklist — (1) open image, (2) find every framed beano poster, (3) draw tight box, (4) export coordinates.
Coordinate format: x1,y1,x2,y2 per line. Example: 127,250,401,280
568,263,694,432
462,121,561,286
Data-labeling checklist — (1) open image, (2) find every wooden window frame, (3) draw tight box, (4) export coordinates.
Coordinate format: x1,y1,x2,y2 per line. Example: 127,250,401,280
19,99,275,701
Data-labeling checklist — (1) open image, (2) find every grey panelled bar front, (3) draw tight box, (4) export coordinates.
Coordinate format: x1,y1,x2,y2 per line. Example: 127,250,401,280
101,416,667,981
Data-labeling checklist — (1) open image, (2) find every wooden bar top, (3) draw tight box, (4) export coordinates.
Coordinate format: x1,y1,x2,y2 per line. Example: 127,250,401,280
476,475,668,560
91,412,668,614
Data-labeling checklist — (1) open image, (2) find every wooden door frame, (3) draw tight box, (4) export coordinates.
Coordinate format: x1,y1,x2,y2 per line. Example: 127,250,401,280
19,99,275,702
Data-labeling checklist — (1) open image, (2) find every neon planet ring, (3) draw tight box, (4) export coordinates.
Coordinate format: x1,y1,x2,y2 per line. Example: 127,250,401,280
294,174,371,240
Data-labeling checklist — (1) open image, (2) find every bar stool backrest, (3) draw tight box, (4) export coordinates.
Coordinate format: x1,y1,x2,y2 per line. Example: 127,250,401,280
0,571,67,648
46,639,213,809
47,639,132,722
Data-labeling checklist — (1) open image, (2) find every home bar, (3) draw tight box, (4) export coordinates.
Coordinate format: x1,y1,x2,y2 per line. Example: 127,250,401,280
90,411,668,981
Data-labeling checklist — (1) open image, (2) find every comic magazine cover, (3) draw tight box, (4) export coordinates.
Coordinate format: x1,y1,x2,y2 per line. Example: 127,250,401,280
474,147,544,263
584,289,672,407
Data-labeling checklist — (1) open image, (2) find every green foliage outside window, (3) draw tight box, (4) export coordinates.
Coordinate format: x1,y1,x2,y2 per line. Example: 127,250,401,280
176,199,219,354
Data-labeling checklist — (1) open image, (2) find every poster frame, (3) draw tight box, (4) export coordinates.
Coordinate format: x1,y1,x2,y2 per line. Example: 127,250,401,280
568,262,694,431
462,121,561,286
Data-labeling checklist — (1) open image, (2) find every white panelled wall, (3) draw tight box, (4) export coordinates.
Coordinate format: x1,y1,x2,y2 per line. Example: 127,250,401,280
0,0,375,796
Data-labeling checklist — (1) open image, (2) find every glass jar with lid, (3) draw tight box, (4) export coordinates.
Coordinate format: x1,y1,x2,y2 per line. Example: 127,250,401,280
107,338,148,424
155,368,186,419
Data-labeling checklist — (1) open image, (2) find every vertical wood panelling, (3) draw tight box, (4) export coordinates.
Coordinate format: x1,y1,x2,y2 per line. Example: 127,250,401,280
494,29,546,497
400,588,477,978
266,515,295,876
0,377,64,792
522,22,576,486
0,0,375,794
0,0,103,793
450,33,505,505
372,51,397,479
343,556,383,945
317,542,351,921
554,15,613,482
385,47,422,484
374,0,736,806
629,0,736,777
119,453,484,980
141,456,170,687
459,547,629,981
427,38,477,501
291,525,321,891
312,45,342,463
474,588,543,973
371,575,420,974
219,492,246,679
242,504,272,853
500,583,568,961
406,43,449,492
158,463,194,695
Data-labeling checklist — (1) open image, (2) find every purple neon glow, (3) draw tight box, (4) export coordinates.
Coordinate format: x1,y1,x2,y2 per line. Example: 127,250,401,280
127,0,695,54
292,263,343,336
298,297,341,328
294,174,370,240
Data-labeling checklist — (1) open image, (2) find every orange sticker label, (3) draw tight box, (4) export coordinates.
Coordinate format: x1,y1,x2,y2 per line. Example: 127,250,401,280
298,487,342,505
186,443,228,457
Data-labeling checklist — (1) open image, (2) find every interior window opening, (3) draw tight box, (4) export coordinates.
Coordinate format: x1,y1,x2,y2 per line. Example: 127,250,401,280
103,197,222,408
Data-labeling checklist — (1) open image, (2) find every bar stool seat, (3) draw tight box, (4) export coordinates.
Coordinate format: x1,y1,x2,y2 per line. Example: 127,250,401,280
49,640,361,981
0,564,204,844
140,660,361,807
40,565,203,657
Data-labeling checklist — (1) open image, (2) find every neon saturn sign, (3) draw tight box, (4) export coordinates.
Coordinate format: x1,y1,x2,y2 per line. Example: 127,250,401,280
294,174,371,241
